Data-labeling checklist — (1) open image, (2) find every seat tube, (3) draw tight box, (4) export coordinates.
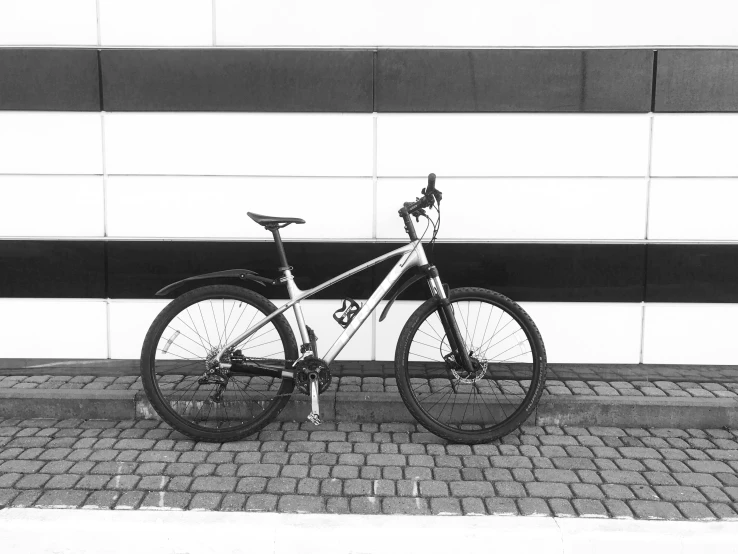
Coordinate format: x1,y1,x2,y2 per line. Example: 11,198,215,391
270,226,310,346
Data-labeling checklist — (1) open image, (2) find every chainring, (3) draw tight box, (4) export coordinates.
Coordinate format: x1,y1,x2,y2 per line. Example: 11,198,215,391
294,356,332,394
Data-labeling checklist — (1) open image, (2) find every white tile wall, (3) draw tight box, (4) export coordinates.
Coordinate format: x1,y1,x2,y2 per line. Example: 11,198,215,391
99,0,213,46
106,176,373,239
104,113,373,177
0,176,104,237
0,0,98,45
649,178,738,241
643,303,738,365
108,300,170,359
651,115,738,177
0,113,103,175
0,300,107,358
277,300,373,361
375,300,423,361
377,177,648,241
215,0,738,47
108,299,372,361
519,302,643,364
377,115,650,177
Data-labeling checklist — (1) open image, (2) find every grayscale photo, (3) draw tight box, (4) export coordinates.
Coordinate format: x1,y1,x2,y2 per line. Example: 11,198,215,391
0,0,737,552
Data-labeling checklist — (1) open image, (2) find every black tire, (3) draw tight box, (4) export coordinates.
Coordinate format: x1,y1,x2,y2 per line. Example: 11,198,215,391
140,285,298,442
395,287,547,444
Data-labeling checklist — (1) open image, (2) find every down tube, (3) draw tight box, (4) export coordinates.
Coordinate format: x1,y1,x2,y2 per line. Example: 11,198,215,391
322,247,424,364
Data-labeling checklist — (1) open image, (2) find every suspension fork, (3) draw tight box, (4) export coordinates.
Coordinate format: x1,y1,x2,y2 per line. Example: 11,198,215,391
427,268,475,373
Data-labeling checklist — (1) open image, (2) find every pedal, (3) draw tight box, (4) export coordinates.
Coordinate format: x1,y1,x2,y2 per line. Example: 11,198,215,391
333,298,361,328
307,412,322,425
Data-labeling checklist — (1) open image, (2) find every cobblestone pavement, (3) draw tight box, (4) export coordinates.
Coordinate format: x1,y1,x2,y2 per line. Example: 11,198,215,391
2,375,738,399
0,418,737,519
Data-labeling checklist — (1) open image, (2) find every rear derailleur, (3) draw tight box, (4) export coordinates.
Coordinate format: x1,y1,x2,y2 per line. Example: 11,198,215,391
198,348,232,402
293,356,331,426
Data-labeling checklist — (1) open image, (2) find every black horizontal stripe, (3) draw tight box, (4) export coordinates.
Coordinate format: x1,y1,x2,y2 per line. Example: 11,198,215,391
0,241,105,298
0,240,647,302
646,244,738,303
100,49,374,112
5,240,738,302
0,49,100,111
376,49,654,113
107,241,644,301
3,47,736,113
655,50,738,112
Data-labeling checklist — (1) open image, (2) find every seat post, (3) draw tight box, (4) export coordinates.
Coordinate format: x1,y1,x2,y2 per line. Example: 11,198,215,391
267,225,290,271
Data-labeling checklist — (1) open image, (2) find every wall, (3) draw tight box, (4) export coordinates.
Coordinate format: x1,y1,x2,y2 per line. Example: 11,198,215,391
1,1,738,364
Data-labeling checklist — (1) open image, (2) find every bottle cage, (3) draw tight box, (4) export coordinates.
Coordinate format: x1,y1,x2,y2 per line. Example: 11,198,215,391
333,298,361,328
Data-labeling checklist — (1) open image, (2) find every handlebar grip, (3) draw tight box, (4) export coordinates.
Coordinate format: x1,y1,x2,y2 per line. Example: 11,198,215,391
427,173,436,192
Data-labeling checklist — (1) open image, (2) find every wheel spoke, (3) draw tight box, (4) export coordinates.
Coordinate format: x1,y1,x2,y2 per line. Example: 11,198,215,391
143,291,295,442
398,293,545,443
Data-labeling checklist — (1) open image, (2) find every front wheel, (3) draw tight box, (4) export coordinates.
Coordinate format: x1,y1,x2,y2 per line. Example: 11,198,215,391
395,287,547,444
140,285,298,442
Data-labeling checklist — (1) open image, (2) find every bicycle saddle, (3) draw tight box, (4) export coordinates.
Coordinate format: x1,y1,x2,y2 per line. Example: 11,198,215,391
247,212,306,226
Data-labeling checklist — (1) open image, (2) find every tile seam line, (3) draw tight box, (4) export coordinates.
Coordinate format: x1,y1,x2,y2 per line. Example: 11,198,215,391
3,45,738,49
3,237,738,244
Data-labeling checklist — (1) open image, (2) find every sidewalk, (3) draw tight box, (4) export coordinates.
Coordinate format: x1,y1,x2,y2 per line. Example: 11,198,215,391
0,361,737,429
0,417,737,520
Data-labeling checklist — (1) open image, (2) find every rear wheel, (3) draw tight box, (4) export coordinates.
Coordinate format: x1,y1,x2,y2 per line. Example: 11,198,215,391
395,287,547,444
140,285,298,442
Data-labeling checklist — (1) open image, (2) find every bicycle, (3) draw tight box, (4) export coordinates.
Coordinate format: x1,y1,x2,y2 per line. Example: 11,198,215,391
140,174,547,444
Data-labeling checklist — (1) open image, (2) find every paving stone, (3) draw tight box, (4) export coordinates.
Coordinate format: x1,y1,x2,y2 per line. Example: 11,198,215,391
35,490,89,508
189,493,222,510
573,498,609,518
461,468,485,481
350,496,380,514
629,500,684,520
483,497,519,516
526,482,573,499
140,491,190,510
603,498,634,519
106,475,141,491
82,490,120,509
278,495,325,513
76,475,111,490
654,486,707,503
599,470,647,485
678,502,717,520
430,497,462,515
710,503,738,520
291,478,316,495
418,480,449,497
137,476,170,491
449,481,494,497
245,494,278,512
326,497,350,514
517,498,551,516
344,479,373,496
405,467,432,480
11,490,43,507
549,498,577,517
495,481,526,497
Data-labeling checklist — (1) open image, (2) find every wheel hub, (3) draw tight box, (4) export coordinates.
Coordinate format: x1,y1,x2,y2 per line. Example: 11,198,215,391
446,351,488,384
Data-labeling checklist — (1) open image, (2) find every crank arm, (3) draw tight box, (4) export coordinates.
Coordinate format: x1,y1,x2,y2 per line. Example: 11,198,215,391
307,374,322,425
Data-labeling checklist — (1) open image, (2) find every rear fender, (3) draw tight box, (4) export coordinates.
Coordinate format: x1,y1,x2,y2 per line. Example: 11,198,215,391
155,269,275,297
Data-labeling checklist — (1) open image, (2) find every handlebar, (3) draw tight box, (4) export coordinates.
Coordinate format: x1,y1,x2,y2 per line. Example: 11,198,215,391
401,173,442,216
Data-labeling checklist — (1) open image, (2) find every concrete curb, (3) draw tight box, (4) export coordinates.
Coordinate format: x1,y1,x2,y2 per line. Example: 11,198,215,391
2,509,738,554
1,388,737,429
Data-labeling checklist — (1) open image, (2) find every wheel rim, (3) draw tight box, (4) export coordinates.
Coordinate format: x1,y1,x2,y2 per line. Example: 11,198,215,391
149,294,291,434
405,297,541,435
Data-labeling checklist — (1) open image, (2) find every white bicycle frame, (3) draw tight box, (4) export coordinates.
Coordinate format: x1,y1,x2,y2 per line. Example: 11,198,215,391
213,240,446,368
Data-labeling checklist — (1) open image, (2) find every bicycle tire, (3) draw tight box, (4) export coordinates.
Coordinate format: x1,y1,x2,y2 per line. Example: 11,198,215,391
395,287,547,444
140,285,298,442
